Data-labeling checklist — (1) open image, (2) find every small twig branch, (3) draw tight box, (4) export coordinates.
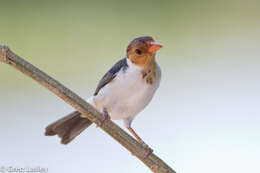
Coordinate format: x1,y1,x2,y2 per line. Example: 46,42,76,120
0,45,176,173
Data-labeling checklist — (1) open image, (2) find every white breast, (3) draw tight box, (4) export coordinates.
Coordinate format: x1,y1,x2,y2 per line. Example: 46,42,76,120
89,58,161,124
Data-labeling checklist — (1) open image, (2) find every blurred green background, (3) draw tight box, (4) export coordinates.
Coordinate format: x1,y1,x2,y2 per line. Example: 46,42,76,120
0,0,259,173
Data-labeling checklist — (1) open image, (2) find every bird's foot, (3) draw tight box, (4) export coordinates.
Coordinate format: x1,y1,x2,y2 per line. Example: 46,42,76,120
100,114,110,126
126,126,153,159
99,108,110,127
142,143,153,159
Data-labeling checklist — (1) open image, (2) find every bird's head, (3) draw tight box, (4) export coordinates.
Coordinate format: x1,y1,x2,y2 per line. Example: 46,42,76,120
126,36,163,66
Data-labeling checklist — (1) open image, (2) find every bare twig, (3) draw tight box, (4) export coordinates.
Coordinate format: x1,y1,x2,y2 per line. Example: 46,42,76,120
0,45,176,173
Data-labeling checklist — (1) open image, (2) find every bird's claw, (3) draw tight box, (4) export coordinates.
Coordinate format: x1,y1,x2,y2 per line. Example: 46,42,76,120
99,110,110,127
143,143,153,159
96,108,111,128
100,115,110,127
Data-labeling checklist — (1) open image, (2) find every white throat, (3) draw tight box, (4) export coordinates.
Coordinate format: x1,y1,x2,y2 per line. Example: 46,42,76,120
126,57,142,71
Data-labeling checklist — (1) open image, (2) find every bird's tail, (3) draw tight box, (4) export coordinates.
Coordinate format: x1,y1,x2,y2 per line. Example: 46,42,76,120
45,97,95,144
45,111,93,144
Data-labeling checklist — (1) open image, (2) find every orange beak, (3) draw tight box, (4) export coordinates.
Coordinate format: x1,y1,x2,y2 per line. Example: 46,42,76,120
148,42,163,53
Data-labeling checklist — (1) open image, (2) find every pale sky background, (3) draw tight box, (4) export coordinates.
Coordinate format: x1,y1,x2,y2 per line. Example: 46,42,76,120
0,0,259,173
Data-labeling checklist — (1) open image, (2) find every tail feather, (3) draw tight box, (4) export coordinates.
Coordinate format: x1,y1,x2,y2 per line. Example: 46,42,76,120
45,111,92,144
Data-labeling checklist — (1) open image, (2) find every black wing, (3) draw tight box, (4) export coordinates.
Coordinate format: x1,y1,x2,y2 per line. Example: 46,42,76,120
94,58,128,96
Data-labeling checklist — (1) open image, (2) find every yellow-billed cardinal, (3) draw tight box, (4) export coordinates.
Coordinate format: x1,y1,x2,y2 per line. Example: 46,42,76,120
45,36,163,155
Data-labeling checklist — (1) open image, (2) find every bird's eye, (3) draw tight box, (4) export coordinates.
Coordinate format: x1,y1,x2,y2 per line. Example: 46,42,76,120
135,49,142,55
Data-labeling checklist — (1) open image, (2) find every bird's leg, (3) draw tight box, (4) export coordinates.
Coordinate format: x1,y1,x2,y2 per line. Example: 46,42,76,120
127,126,153,159
100,108,110,127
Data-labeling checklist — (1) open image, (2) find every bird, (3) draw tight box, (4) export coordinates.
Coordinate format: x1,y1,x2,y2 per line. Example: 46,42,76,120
45,36,163,155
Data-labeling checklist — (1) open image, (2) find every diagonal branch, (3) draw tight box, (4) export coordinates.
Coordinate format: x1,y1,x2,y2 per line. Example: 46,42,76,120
0,45,176,173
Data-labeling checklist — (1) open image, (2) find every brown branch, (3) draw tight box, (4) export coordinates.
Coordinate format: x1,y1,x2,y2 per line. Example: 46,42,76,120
0,45,176,173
